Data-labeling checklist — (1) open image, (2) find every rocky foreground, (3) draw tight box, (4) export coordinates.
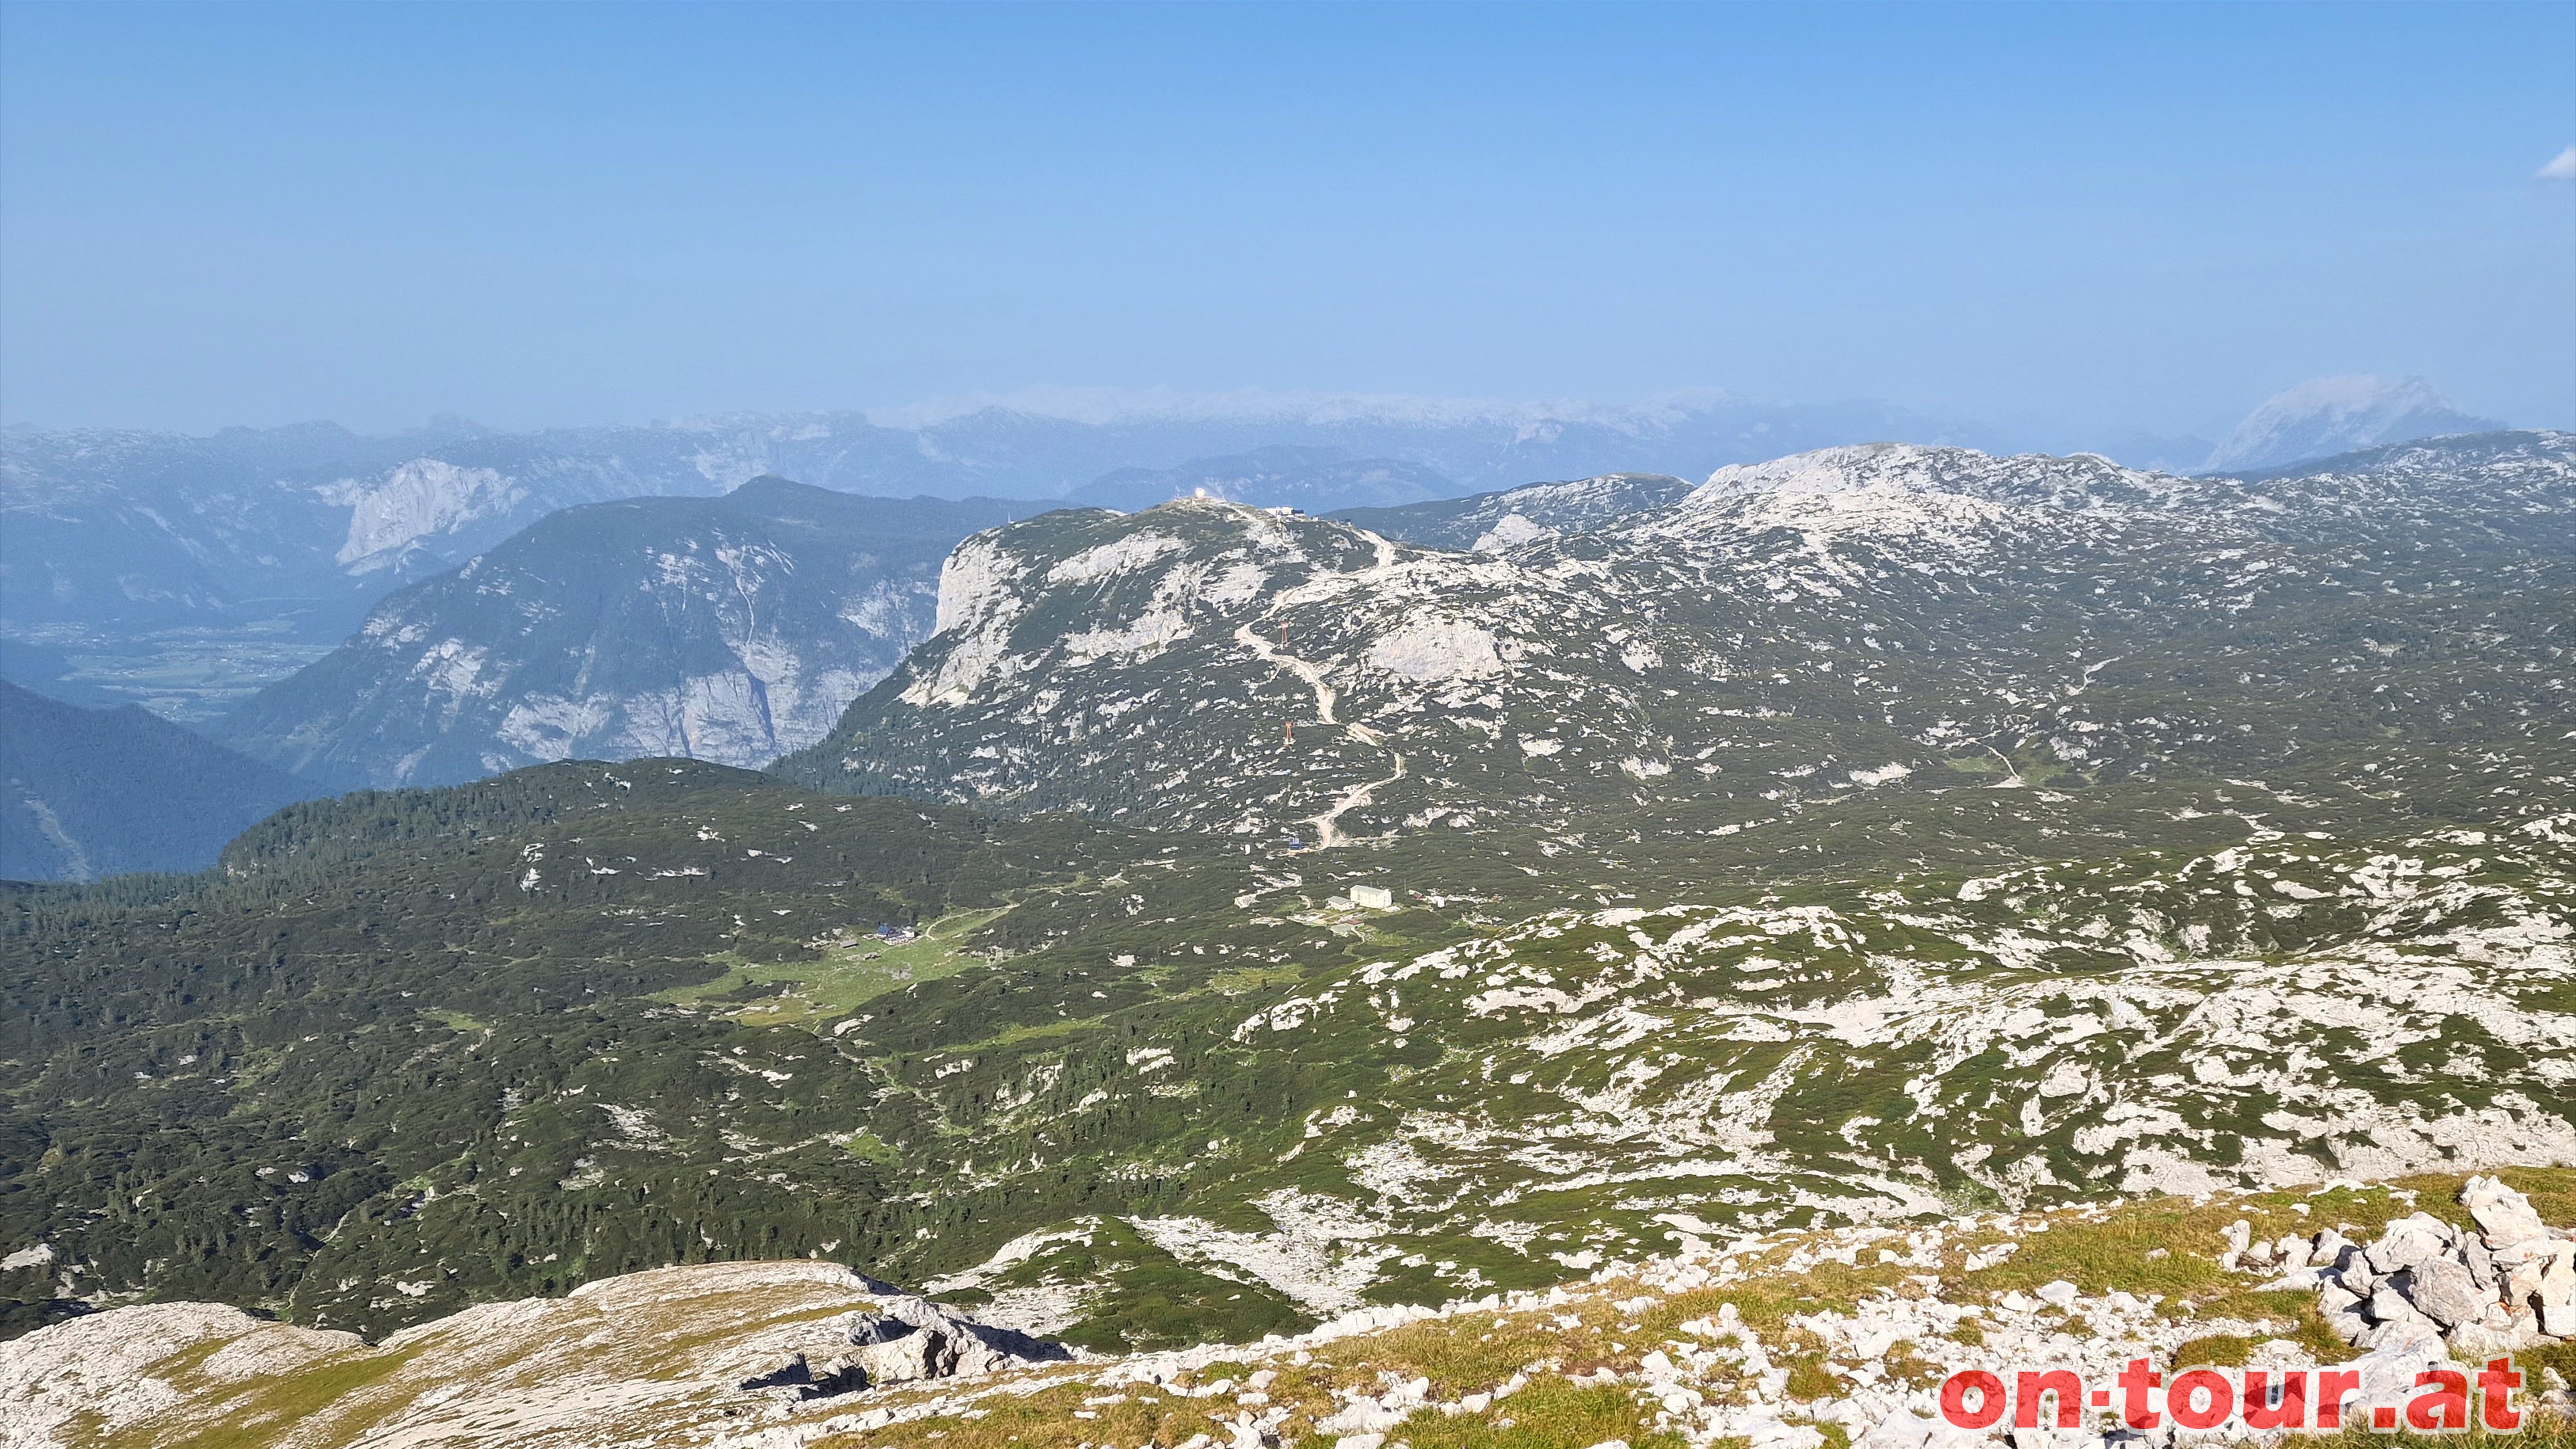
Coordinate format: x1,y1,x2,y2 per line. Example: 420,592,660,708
5,1171,2571,1449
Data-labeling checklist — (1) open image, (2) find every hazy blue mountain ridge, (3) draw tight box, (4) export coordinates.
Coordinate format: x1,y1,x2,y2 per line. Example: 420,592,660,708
216,478,1046,790
0,396,1997,646
2202,374,2505,472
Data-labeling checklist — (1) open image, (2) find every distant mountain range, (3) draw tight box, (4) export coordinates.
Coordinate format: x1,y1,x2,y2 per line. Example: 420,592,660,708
2204,374,2504,472
207,416,2565,804
0,394,1996,645
1069,445,1456,513
2,381,2518,721
217,479,1043,789
0,680,314,881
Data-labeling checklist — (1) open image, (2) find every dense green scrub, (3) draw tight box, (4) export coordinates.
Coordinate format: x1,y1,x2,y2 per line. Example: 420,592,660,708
7,735,2570,1349
0,762,1112,1337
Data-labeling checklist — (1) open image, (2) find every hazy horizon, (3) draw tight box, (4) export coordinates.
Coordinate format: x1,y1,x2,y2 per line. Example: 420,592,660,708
0,374,2543,453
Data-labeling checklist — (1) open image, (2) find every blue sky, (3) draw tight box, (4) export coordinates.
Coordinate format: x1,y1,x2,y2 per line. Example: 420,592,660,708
1,1,2568,437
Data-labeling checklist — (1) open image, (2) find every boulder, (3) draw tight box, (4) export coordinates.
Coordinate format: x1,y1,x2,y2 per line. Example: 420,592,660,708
740,1293,1069,1397
1851,1412,1934,1449
833,1326,950,1387
2307,1184,2572,1352
2337,1340,2456,1419
1854,1411,1993,1449
2461,1175,2550,1246
2359,1309,2444,1354
847,1311,918,1346
2547,1254,2576,1310
2464,1236,2500,1294
2365,1285,2416,1326
2402,1258,2491,1329
2449,1320,2544,1356
2220,1220,2253,1270
829,1296,1071,1385
2496,1240,2576,1311
1320,1397,1411,1435
2365,1214,2457,1275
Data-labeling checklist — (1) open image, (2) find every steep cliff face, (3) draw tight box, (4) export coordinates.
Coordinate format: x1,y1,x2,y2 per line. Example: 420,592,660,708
319,458,531,574
219,480,1043,788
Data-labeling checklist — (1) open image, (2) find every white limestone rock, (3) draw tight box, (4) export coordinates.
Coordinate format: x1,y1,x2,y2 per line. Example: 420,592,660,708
2403,1258,2491,1329
2363,1213,2456,1275
2460,1175,2551,1246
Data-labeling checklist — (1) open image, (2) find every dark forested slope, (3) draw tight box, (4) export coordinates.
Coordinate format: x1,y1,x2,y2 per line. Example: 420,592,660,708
0,761,1108,1339
0,681,318,882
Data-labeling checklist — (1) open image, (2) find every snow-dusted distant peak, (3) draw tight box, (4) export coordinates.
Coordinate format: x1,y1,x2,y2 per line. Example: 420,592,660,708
1687,443,2180,512
2205,375,2504,472
1693,442,1966,497
1642,443,2226,559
